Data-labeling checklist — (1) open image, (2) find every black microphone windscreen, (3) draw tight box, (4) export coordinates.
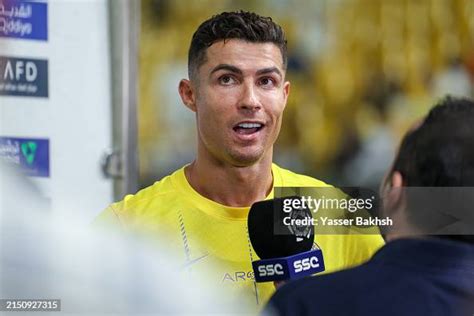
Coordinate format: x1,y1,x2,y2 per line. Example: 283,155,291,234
248,197,314,259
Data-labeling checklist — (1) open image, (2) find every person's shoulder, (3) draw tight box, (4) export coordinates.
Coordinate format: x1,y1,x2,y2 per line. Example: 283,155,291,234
273,164,332,188
93,168,187,230
125,169,180,204
105,167,185,217
267,260,381,316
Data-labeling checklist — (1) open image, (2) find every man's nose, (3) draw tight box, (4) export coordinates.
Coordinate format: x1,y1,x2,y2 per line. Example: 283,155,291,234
238,82,261,112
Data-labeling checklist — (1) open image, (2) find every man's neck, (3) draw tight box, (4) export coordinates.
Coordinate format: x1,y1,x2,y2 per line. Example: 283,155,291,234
184,154,273,207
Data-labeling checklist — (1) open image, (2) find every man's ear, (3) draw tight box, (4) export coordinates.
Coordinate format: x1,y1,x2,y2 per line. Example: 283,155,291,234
391,171,403,188
384,171,404,214
282,80,290,109
179,79,197,112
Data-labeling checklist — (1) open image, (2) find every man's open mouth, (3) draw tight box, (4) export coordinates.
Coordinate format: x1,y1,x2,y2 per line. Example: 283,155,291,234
233,122,265,135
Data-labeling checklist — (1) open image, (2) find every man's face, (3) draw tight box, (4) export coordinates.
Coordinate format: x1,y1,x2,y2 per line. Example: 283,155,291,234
186,39,290,167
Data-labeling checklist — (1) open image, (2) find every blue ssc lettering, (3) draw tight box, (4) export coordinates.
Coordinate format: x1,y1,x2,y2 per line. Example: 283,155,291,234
293,256,319,273
258,263,284,277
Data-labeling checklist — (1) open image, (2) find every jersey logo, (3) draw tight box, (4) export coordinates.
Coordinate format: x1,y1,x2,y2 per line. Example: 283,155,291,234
221,271,255,283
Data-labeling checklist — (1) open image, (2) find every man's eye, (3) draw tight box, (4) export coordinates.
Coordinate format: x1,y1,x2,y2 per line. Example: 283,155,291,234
219,75,236,85
259,77,276,87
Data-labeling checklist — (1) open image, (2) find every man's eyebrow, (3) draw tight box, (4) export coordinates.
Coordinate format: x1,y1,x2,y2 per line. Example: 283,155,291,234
210,64,243,75
256,67,282,78
209,64,283,78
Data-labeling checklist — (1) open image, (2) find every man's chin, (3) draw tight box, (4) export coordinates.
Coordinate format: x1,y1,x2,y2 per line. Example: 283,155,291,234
227,149,266,167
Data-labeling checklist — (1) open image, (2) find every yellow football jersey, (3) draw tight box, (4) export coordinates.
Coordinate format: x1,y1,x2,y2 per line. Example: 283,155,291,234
95,164,384,310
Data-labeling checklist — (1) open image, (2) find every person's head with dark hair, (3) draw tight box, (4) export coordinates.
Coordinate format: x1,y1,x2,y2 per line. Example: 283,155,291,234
391,96,474,187
178,11,290,172
382,96,474,243
187,11,287,81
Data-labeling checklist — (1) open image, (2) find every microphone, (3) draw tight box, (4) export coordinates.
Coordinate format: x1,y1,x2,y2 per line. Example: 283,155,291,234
248,197,325,283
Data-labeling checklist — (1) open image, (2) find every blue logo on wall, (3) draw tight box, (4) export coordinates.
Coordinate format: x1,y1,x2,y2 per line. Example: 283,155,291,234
0,0,48,41
0,137,50,177
0,56,48,97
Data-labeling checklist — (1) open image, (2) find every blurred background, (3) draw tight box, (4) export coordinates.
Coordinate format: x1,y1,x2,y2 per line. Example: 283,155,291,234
138,0,474,191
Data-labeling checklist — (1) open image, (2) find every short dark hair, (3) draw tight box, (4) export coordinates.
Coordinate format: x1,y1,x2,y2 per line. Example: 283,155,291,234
188,11,287,80
390,96,474,243
393,96,474,186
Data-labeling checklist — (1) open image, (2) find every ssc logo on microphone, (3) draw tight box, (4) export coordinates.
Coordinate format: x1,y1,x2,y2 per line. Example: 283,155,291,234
294,256,320,273
252,249,325,282
257,263,285,277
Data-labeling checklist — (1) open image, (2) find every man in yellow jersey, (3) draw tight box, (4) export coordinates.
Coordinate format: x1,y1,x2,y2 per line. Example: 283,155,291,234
95,11,383,310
